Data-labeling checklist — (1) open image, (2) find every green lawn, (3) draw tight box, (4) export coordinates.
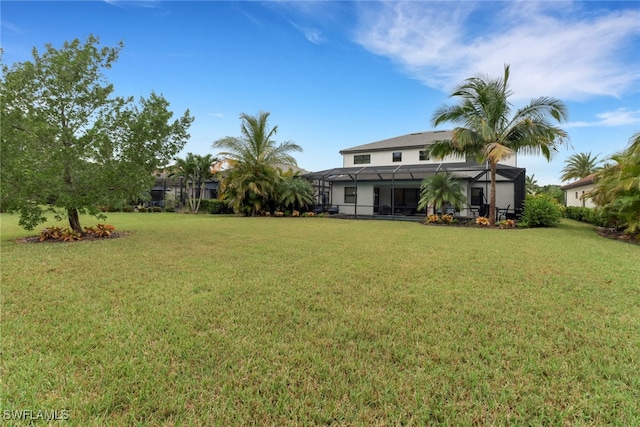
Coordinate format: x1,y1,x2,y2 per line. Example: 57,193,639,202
1,213,639,425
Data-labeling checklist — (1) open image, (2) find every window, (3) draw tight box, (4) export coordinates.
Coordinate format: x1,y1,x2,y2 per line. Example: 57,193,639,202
353,154,370,164
471,188,484,206
344,187,356,204
392,152,402,162
575,191,578,199
419,150,430,161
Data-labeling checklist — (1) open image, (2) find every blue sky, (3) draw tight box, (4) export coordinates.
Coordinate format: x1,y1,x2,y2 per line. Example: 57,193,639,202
2,1,639,185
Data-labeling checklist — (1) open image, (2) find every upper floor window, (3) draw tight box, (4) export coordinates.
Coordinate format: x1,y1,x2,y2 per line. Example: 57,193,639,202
419,150,430,161
354,154,370,164
392,152,402,162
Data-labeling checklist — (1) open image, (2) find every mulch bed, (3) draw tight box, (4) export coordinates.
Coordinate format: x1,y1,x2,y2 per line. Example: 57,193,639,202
15,232,129,244
596,227,640,246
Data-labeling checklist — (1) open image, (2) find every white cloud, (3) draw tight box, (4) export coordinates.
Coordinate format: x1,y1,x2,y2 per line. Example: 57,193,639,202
208,113,224,118
566,108,640,128
1,20,23,34
354,1,640,101
288,20,324,45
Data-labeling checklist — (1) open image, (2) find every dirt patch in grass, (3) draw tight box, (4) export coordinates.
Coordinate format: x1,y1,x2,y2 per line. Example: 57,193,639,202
15,231,129,244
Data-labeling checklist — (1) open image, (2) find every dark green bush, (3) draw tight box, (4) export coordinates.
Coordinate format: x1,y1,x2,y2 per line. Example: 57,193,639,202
122,206,134,213
152,206,163,212
564,206,613,227
200,199,231,214
521,195,562,227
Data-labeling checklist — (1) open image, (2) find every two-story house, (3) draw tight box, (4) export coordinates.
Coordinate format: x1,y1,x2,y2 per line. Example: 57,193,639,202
305,130,526,219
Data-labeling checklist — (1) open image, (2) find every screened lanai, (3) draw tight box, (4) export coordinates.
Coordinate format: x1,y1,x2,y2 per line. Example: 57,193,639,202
303,162,526,220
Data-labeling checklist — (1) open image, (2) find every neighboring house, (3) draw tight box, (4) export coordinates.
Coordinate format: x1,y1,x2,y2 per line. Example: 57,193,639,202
560,174,596,208
149,172,219,207
304,130,526,219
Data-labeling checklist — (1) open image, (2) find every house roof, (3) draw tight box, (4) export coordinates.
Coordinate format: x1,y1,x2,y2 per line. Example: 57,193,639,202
339,130,453,154
303,162,524,183
560,173,596,190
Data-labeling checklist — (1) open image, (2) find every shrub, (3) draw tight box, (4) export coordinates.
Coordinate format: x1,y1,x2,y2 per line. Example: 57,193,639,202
426,214,440,223
61,228,82,242
498,219,516,229
564,206,613,228
200,199,232,214
292,210,300,217
440,214,454,224
163,193,176,211
152,206,163,212
475,216,490,226
122,206,134,213
521,195,562,227
275,211,284,217
39,226,65,241
84,223,115,237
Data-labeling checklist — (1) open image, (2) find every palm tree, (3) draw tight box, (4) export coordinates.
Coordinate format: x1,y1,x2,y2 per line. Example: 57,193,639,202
169,153,199,212
169,153,217,213
560,152,601,182
192,153,217,213
417,173,466,216
277,176,314,212
213,111,302,216
428,65,568,226
589,132,640,234
526,174,540,196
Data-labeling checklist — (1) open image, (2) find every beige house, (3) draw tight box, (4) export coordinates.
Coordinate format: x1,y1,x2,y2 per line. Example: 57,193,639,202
561,174,596,208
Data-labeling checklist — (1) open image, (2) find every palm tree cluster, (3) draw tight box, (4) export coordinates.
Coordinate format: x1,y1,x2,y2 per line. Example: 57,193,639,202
168,153,218,213
589,132,640,235
426,65,568,226
213,111,313,216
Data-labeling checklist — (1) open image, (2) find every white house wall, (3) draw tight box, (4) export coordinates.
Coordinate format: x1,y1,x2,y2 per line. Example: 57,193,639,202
343,149,463,167
565,184,596,208
342,148,518,168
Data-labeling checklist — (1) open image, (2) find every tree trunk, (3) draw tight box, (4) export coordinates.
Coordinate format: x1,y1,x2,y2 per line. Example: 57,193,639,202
194,180,204,213
489,161,497,227
68,208,82,233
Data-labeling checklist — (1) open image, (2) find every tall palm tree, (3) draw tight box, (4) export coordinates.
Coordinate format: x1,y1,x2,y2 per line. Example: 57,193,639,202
428,65,568,225
193,153,217,213
417,173,466,216
560,152,601,182
213,111,302,216
169,153,198,212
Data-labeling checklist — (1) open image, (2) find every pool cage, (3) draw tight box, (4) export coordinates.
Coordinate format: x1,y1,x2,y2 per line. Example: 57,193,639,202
303,162,526,221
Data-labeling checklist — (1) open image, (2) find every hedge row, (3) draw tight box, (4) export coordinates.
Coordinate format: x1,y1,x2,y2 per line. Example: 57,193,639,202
564,206,613,227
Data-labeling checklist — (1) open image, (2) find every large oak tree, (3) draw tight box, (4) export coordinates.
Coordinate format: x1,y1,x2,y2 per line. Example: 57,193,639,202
1,35,193,232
